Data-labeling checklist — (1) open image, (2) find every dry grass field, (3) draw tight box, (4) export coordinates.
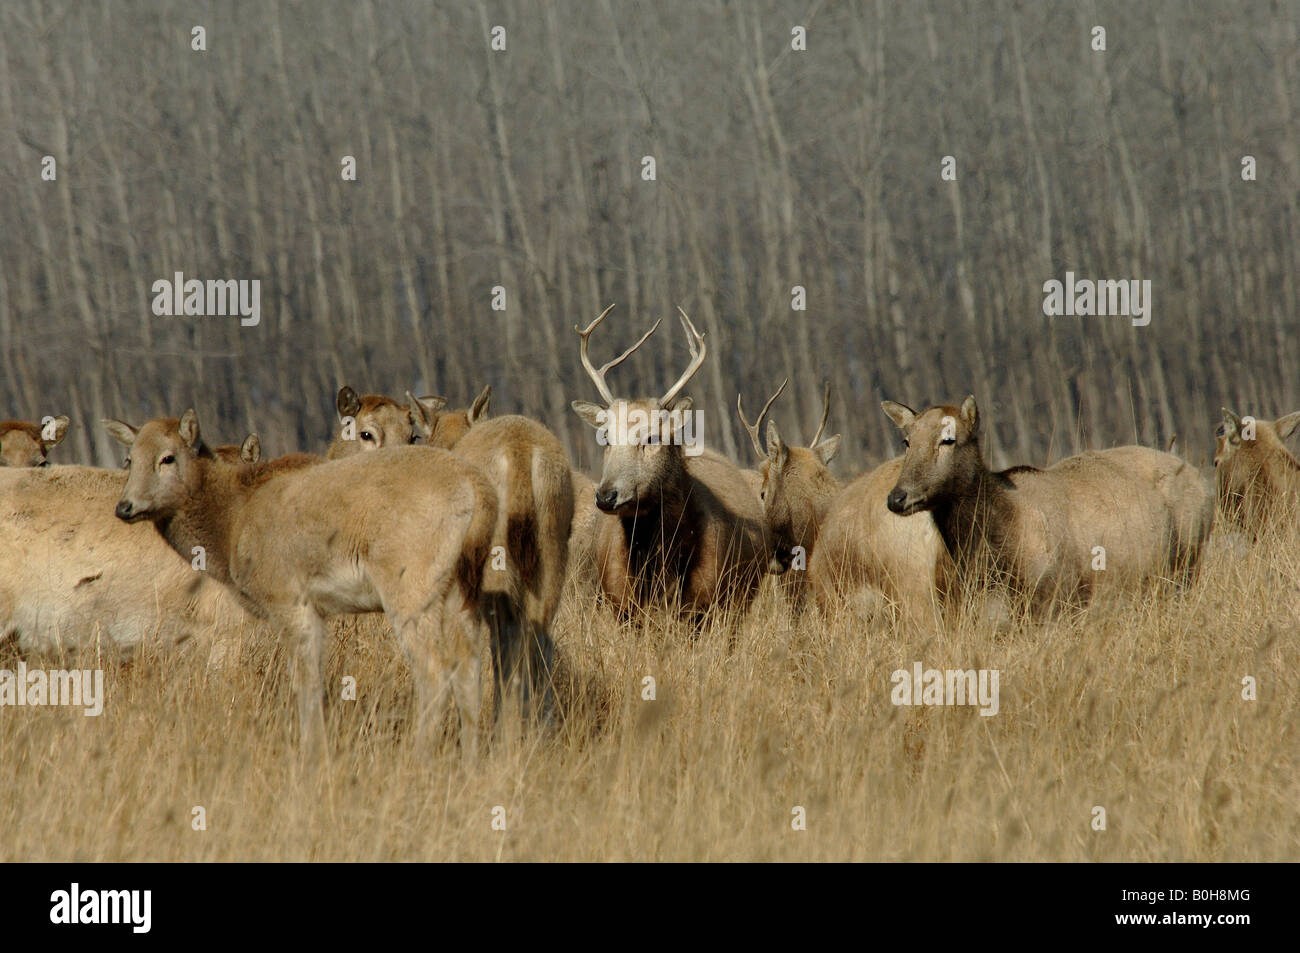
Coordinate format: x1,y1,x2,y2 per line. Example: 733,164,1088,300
2,509,1295,863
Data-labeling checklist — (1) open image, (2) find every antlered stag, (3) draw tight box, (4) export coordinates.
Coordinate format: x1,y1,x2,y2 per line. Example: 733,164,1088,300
1216,408,1300,538
106,411,497,760
570,305,768,621
1,416,69,467
411,395,573,720
737,381,841,599
882,396,1213,616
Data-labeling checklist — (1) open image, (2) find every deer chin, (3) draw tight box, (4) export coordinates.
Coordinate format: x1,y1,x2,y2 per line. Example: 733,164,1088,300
887,495,931,517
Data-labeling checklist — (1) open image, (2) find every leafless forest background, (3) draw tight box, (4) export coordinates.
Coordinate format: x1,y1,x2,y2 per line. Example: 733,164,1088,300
1,0,1297,472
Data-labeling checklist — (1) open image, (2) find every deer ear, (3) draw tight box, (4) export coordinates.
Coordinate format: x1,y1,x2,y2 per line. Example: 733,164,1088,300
178,409,201,448
468,385,492,425
1274,411,1300,441
960,395,979,433
42,415,70,449
1220,408,1242,442
240,433,261,464
406,392,445,438
336,386,362,419
672,396,693,415
102,418,137,448
765,420,788,468
571,400,606,430
880,400,916,430
814,434,841,465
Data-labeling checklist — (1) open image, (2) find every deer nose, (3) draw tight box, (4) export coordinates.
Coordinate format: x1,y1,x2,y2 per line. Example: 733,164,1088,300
886,488,907,514
594,487,620,512
114,499,134,520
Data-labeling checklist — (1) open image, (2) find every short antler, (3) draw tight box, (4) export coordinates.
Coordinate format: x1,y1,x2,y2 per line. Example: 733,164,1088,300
574,304,661,406
808,380,831,448
660,307,707,408
737,378,788,458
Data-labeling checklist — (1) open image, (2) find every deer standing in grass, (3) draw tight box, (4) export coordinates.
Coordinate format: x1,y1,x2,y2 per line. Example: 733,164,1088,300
1216,408,1300,539
570,305,768,621
1,416,69,467
410,393,573,722
737,380,841,601
882,396,1213,616
106,411,497,761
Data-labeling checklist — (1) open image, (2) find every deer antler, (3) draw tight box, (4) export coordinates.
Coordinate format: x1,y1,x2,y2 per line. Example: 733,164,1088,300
737,378,789,458
808,380,832,448
660,307,707,408
574,304,661,406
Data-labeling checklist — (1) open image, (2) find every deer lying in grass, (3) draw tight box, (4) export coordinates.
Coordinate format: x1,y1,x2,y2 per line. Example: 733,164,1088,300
882,396,1214,616
0,463,261,658
1,416,69,467
411,396,572,721
1216,408,1300,538
570,305,768,621
738,381,842,601
106,411,497,761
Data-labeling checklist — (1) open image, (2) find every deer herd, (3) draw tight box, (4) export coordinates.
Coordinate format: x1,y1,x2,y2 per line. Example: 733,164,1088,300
2,306,1297,761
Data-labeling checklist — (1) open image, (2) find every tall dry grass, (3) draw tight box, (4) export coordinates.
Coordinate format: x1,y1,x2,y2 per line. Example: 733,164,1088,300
0,514,1295,862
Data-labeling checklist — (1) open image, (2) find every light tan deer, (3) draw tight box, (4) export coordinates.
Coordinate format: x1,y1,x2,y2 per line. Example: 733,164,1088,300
881,396,1214,616
738,381,842,598
1216,408,1300,538
808,456,951,628
0,464,261,659
326,386,425,459
105,411,497,761
410,385,493,450
1,416,69,467
411,397,573,721
570,305,768,621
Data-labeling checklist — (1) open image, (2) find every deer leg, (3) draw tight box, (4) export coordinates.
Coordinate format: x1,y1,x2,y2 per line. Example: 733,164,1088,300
286,604,328,765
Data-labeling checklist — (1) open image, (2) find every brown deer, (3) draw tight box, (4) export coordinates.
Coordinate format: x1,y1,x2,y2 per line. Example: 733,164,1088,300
737,381,842,598
1216,408,1300,538
410,385,493,450
881,396,1214,616
570,305,768,620
105,411,497,761
0,416,69,467
0,464,261,659
411,398,573,721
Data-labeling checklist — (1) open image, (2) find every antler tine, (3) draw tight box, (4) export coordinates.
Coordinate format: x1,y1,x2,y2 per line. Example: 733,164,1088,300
600,318,662,376
661,306,708,407
809,379,831,448
574,304,619,405
737,379,789,458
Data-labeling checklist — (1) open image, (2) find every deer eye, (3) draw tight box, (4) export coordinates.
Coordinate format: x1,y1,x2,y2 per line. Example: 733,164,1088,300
940,437,956,446
902,438,910,448
361,431,375,443
159,453,176,466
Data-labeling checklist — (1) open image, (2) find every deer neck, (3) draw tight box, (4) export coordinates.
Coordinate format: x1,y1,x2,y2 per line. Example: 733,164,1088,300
931,460,1017,573
619,463,696,596
157,458,248,585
